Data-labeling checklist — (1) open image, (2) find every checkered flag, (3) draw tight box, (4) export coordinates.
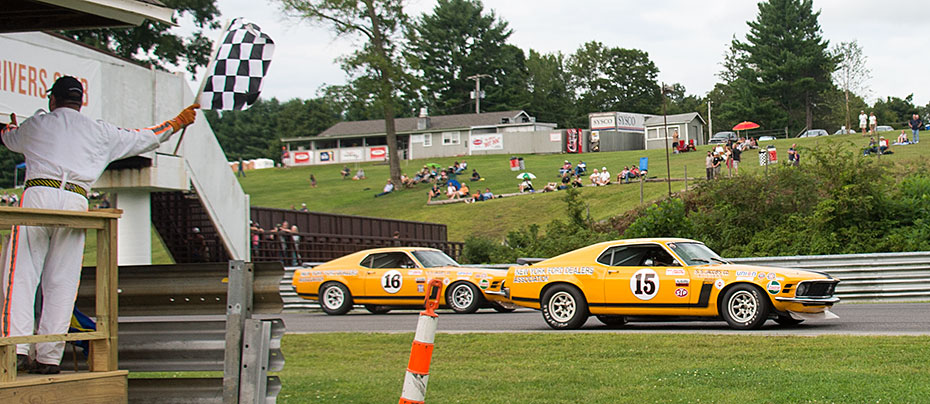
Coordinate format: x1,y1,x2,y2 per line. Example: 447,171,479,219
199,18,275,111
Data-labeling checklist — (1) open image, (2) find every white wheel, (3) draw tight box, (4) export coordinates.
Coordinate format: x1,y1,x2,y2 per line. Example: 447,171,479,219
319,283,352,315
721,284,769,329
548,291,576,322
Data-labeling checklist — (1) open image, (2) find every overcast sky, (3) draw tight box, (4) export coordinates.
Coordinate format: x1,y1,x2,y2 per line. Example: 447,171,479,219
186,0,929,106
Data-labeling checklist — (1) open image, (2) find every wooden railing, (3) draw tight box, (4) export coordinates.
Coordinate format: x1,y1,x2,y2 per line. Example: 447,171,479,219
0,207,121,382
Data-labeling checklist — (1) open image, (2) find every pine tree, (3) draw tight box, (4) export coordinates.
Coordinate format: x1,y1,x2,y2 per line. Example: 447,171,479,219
733,0,837,132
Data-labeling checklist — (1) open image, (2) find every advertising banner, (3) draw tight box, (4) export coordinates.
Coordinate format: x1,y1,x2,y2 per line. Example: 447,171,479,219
369,146,387,161
470,133,503,151
319,150,335,162
0,35,103,120
340,148,364,162
565,129,582,153
292,151,312,165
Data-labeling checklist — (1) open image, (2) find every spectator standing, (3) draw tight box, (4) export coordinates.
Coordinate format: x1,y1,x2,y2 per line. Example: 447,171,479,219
705,151,714,180
858,110,868,136
788,144,797,165
909,114,923,143
250,221,265,259
237,158,246,177
309,174,317,188
732,144,742,175
712,152,723,179
869,112,877,134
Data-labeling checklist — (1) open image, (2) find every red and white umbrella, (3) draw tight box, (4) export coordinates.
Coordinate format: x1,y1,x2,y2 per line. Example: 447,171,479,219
732,121,760,131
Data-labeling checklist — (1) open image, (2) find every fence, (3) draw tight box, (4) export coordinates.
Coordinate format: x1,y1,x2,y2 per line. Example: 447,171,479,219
280,251,930,311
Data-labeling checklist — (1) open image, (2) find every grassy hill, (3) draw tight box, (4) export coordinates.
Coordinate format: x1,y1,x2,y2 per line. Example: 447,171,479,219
239,130,924,242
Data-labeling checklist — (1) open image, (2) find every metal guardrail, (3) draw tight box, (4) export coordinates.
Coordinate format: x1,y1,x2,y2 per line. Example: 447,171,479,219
730,251,930,301
127,378,282,404
76,262,285,316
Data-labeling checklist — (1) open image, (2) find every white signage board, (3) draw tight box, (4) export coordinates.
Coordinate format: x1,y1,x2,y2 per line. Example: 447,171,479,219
0,35,103,120
470,133,503,151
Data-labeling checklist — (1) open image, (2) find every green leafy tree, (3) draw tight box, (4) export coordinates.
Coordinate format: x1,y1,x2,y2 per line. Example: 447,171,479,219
278,0,409,186
405,0,526,115
567,41,661,115
872,95,917,128
732,0,837,132
525,50,577,128
664,83,705,117
63,0,219,74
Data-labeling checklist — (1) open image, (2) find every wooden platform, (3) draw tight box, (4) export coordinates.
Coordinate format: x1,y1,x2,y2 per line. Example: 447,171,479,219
0,370,128,403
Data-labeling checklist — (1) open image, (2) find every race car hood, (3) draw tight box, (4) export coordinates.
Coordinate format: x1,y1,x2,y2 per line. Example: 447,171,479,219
715,263,833,279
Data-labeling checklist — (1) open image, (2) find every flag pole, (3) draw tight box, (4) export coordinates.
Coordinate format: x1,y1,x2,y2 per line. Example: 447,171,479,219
173,18,233,156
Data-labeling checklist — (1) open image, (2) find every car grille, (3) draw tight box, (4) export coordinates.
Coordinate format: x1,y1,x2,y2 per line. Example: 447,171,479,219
796,281,837,297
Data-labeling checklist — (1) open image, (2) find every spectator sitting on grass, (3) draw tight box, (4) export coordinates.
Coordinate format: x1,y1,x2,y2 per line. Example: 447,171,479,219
571,175,584,188
599,167,611,185
864,137,879,155
470,169,482,181
896,130,910,145
519,178,534,193
400,173,414,187
574,161,587,176
589,168,600,186
618,166,630,184
542,182,558,192
454,183,470,199
374,179,394,197
560,172,571,189
559,160,572,176
341,165,350,179
477,188,494,201
879,137,891,154
427,183,441,203
352,168,366,180
629,165,641,180
460,160,468,171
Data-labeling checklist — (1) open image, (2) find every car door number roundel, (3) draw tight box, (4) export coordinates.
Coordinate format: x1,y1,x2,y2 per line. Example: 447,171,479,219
381,270,402,294
630,268,659,300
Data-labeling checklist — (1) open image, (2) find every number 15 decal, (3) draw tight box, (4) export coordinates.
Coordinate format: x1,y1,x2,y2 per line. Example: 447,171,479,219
630,268,659,300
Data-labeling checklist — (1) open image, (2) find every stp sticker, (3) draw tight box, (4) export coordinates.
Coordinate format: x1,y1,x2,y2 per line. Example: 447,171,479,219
714,279,725,290
630,268,659,300
767,280,782,295
381,270,402,294
666,268,686,276
675,288,688,298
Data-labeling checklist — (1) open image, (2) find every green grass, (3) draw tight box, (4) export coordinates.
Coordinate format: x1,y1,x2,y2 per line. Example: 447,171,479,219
279,332,930,403
240,130,925,241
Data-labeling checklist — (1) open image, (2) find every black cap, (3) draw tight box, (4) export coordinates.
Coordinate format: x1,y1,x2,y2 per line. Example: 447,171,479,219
48,76,83,102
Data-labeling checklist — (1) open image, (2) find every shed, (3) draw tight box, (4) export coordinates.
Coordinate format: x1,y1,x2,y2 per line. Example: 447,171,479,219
643,112,707,150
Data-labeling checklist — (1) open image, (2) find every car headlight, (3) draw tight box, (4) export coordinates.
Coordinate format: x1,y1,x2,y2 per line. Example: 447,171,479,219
796,283,808,296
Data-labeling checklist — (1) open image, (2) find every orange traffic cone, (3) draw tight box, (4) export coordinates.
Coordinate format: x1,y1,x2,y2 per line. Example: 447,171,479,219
398,278,444,404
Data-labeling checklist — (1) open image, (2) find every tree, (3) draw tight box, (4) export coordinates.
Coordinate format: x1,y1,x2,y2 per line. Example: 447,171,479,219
733,0,837,132
62,0,219,74
525,50,576,127
873,95,917,128
832,40,871,133
405,0,525,115
278,0,408,186
567,41,661,115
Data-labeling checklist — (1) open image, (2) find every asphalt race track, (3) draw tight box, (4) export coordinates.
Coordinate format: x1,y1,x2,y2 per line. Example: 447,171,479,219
277,303,930,336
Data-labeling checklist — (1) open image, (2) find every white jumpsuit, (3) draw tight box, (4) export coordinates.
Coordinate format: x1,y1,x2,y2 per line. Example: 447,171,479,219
0,107,174,365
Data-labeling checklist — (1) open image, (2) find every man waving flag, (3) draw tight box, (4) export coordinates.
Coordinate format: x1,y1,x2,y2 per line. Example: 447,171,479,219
199,18,275,111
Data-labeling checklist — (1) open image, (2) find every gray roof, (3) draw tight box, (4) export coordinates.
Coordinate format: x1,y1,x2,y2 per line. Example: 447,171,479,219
317,110,534,137
644,112,706,126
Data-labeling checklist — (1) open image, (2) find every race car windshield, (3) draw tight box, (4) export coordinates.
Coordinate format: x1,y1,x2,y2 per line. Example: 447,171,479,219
667,242,728,266
412,250,459,268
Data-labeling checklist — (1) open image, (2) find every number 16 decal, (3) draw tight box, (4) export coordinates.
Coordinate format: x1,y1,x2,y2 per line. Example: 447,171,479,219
381,270,402,294
630,268,659,300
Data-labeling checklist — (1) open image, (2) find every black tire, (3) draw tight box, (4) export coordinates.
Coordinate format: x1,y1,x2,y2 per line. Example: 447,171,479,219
490,301,516,313
774,315,804,326
720,284,770,330
319,282,353,315
595,315,627,327
541,284,589,329
364,304,391,314
446,282,483,314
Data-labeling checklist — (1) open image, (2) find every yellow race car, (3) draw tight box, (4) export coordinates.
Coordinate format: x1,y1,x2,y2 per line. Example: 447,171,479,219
292,247,513,315
505,238,840,330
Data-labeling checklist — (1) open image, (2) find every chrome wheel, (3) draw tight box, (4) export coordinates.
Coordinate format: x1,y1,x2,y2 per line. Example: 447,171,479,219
728,290,758,323
548,291,576,323
451,284,474,309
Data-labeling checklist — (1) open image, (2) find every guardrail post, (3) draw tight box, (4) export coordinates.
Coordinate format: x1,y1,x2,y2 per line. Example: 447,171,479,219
224,260,252,404
239,319,271,404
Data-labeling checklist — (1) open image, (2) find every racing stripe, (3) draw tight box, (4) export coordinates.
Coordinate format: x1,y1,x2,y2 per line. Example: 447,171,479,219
2,224,20,337
143,121,174,137
589,283,714,308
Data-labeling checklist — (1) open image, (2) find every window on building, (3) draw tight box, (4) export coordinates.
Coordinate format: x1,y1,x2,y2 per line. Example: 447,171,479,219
442,131,461,145
423,133,432,147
